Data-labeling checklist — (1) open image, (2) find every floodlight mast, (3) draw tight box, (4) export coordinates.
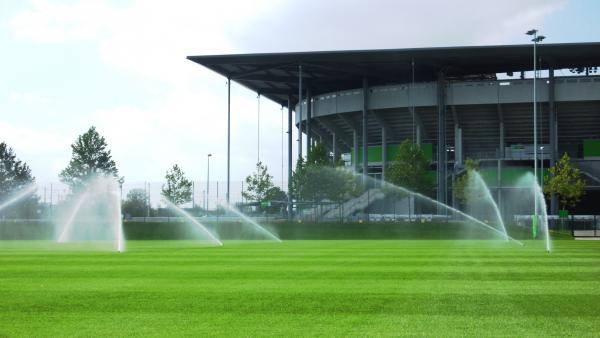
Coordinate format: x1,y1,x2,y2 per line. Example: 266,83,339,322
526,28,545,231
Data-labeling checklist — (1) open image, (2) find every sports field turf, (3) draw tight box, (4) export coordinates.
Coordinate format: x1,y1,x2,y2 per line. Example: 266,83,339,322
1,239,599,337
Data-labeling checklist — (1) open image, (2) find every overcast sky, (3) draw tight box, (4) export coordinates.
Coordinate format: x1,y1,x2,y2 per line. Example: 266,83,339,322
1,0,598,185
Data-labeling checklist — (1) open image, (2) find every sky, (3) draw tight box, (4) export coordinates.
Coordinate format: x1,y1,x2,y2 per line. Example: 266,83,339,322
1,0,599,186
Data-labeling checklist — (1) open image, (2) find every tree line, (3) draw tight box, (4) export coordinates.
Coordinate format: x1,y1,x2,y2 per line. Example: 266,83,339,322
0,126,198,218
0,126,586,218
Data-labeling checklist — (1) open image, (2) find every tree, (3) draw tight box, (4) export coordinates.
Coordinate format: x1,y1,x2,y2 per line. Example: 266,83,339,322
0,142,35,196
0,142,39,217
242,161,275,202
292,143,359,203
122,188,148,217
161,164,192,206
544,153,585,210
386,140,434,194
306,142,330,166
60,126,118,191
452,159,480,206
266,186,287,202
264,186,287,213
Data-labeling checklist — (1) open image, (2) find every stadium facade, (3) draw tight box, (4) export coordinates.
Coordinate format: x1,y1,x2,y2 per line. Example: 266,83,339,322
188,43,600,215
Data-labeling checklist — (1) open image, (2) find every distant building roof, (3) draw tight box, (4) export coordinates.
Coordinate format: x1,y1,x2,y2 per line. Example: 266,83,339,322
188,42,600,107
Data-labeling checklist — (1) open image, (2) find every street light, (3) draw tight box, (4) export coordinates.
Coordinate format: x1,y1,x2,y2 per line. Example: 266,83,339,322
206,153,212,214
117,176,125,202
117,176,125,223
526,28,545,226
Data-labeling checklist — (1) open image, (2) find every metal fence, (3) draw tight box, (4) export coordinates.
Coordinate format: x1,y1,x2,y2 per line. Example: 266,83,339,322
3,181,599,239
33,180,288,210
515,214,600,237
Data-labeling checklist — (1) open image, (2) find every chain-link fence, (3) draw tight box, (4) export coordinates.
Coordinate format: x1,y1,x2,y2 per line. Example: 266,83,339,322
34,180,289,207
1,180,288,219
2,178,599,240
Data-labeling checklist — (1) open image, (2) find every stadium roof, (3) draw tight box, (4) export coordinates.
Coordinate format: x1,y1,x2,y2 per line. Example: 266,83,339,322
187,42,600,107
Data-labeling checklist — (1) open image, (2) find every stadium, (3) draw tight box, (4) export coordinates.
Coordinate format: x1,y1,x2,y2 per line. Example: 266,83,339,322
189,42,600,216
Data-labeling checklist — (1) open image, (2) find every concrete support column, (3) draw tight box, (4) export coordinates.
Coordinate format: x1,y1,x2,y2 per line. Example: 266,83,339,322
362,77,369,180
436,71,447,207
287,97,293,220
382,127,387,180
454,124,462,167
306,87,312,154
332,132,337,164
549,68,558,215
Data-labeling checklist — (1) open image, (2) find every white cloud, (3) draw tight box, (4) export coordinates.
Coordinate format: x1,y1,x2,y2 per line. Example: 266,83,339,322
0,121,68,152
8,90,54,105
10,0,115,43
232,0,567,52
0,121,73,181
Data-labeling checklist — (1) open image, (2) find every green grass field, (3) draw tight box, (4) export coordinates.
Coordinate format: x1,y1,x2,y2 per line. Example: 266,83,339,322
1,239,599,337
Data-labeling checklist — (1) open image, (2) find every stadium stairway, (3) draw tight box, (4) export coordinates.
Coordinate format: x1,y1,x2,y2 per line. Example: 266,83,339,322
320,188,386,220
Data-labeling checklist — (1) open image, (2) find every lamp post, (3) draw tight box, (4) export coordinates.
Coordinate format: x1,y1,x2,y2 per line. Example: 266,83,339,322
206,153,212,215
526,28,545,227
118,177,124,203
117,176,125,226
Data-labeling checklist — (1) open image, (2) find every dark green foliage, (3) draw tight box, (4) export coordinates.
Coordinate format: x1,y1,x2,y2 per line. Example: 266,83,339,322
161,164,192,206
264,186,287,213
242,162,287,212
242,161,276,203
122,188,148,217
386,140,434,195
452,158,480,206
59,126,118,191
544,153,585,210
0,142,35,195
0,221,53,239
306,142,330,166
292,143,359,203
0,142,39,217
265,186,286,202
